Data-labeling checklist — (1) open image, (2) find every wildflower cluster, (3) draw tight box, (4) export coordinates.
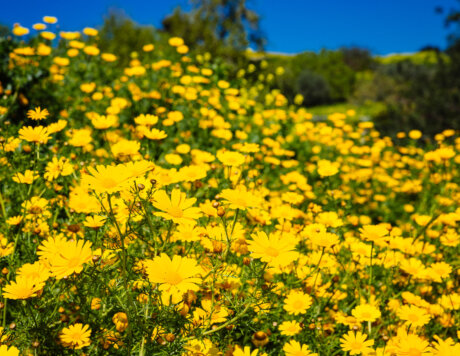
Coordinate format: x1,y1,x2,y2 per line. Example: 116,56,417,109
0,16,458,355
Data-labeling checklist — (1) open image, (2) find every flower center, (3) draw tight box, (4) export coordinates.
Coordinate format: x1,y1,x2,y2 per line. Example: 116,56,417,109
102,178,118,188
168,206,183,218
350,341,363,350
66,257,82,269
166,271,183,285
265,247,280,258
68,331,83,342
407,348,421,356
293,300,304,310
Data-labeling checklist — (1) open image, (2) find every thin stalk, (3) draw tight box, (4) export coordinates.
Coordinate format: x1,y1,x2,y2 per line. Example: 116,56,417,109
230,208,239,236
141,200,158,255
368,241,374,302
220,216,231,259
0,191,7,221
201,302,251,337
107,194,134,350
139,302,149,356
312,247,325,293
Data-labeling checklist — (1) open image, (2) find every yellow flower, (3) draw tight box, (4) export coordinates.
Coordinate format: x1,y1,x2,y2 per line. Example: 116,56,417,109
233,345,266,356
351,303,381,323
111,139,140,159
283,340,318,356
397,305,431,328
84,45,100,56
60,31,80,40
60,323,91,349
13,25,29,36
2,276,45,300
40,31,56,40
12,170,39,184
17,261,50,284
184,338,216,355
80,82,96,93
41,238,93,279
359,224,389,242
90,298,101,310
91,115,117,129
0,345,19,356
165,153,183,165
122,160,155,179
173,223,203,242
37,43,52,56
112,312,128,332
248,231,298,268
143,128,168,140
193,299,229,325
83,27,98,36
43,16,58,24
18,126,51,143
217,150,245,167
279,320,302,336
143,44,154,52
0,238,14,258
428,261,452,282
177,45,189,54
144,253,203,305
134,114,158,126
309,231,339,249
429,336,460,355
83,215,106,229
27,107,49,121
340,331,374,355
317,160,339,177
178,165,208,182
33,23,47,31
152,189,201,224
44,157,74,181
82,164,132,195
283,290,313,315
409,130,422,139
101,53,117,62
168,37,184,47
394,331,430,356
47,119,67,134
220,186,262,210
6,216,22,226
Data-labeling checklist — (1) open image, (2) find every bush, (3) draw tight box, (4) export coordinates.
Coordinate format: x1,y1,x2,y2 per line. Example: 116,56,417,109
297,69,331,106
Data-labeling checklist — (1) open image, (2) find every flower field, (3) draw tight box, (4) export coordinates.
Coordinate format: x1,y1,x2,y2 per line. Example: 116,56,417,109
0,18,459,355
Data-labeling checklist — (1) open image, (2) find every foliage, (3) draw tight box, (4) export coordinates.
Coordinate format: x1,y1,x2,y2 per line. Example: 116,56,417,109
296,70,331,107
267,50,356,106
162,0,265,67
98,10,160,67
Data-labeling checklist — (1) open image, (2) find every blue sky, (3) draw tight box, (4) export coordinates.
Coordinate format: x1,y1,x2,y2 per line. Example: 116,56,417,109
2,0,458,55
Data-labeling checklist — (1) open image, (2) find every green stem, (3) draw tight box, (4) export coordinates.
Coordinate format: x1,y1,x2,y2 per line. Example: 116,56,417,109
107,194,134,351
139,302,149,356
0,191,7,221
230,208,239,236
220,216,231,259
201,302,251,337
368,241,374,302
141,200,158,255
26,301,39,329
312,247,325,293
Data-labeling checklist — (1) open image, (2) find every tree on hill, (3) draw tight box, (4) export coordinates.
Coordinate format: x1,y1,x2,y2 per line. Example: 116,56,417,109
98,9,158,67
162,0,265,65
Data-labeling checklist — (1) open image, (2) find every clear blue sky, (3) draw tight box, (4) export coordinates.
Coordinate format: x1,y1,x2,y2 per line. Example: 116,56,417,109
2,0,459,55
